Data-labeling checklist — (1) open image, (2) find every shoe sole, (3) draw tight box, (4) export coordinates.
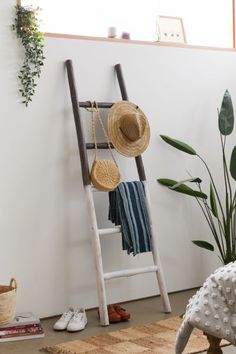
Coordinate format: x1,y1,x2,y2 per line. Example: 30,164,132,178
109,319,122,323
67,320,87,332
67,328,86,332
115,314,130,321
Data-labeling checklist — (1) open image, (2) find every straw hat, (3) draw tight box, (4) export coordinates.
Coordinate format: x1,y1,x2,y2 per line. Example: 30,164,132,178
108,101,150,157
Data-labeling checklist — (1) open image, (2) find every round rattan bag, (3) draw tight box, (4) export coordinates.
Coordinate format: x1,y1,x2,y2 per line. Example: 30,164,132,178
91,159,120,192
0,278,17,325
89,102,121,192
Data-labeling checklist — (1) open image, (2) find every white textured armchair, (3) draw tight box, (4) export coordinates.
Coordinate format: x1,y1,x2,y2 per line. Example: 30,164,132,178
176,262,236,354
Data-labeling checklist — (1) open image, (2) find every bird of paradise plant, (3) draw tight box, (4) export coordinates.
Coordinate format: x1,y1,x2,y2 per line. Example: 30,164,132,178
158,90,236,265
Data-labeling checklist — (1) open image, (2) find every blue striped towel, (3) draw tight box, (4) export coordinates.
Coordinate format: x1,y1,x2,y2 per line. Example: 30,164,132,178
108,181,152,256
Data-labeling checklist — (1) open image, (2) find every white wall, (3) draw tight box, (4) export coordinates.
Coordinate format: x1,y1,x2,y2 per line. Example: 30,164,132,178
1,0,236,318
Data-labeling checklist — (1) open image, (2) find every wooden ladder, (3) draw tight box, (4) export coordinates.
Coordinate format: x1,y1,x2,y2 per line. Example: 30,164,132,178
65,60,171,326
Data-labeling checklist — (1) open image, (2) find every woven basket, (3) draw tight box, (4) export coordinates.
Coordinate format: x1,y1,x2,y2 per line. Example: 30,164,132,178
0,278,17,325
91,159,121,192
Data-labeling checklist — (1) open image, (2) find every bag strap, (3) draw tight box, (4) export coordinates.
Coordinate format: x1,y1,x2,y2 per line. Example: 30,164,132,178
87,101,118,166
88,101,98,160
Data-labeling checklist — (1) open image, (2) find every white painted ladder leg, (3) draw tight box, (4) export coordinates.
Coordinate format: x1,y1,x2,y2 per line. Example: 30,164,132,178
144,181,171,313
85,185,109,326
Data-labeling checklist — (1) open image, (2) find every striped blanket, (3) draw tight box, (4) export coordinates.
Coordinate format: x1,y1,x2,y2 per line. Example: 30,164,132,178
108,181,152,256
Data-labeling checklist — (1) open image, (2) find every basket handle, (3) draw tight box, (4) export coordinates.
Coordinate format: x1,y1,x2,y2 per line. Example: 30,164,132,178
10,278,17,289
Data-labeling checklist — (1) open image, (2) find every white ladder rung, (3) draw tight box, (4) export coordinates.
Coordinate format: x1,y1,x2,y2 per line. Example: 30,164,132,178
104,265,158,280
99,226,121,235
91,186,100,192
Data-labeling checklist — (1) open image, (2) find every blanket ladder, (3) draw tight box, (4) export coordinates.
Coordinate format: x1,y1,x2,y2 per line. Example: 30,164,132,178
65,60,171,326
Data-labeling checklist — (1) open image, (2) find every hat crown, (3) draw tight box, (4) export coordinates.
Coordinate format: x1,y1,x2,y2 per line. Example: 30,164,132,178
119,113,145,142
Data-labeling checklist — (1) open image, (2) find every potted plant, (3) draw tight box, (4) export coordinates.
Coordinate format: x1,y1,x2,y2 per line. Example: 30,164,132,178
12,5,45,106
158,90,236,265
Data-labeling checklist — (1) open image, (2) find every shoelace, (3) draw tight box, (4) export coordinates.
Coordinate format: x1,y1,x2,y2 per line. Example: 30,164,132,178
71,311,84,321
61,311,73,320
73,312,83,319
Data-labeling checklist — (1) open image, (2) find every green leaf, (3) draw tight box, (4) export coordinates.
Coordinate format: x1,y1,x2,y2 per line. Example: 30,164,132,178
160,135,197,155
157,178,207,199
169,177,202,188
219,90,234,135
230,146,236,180
192,240,214,251
13,4,45,107
210,183,218,217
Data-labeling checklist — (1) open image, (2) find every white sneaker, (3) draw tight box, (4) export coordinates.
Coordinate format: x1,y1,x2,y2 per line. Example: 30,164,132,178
53,308,74,331
67,308,87,332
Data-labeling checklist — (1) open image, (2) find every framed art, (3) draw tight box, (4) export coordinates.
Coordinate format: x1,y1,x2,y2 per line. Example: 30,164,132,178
157,16,186,44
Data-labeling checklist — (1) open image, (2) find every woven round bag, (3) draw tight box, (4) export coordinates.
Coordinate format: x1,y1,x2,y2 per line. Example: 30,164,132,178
89,102,121,192
91,159,121,192
0,278,17,325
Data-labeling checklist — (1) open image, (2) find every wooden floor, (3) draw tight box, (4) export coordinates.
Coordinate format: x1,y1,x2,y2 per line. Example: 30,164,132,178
0,289,234,354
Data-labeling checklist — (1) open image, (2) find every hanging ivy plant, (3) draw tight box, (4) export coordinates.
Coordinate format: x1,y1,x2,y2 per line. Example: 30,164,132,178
12,5,45,106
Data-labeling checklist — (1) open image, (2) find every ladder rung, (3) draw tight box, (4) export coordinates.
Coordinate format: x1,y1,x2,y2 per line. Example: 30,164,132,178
99,226,121,235
104,266,158,280
86,142,114,149
91,186,102,192
79,102,114,109
91,185,116,192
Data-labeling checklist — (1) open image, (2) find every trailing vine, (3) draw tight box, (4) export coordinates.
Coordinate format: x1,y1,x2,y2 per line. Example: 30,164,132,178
12,5,45,106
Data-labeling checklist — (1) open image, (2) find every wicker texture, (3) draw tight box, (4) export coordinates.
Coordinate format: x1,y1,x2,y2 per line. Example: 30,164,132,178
0,278,17,325
108,101,150,157
40,316,230,354
91,159,120,192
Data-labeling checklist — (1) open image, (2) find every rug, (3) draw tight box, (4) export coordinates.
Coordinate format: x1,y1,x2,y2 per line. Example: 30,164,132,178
40,316,230,354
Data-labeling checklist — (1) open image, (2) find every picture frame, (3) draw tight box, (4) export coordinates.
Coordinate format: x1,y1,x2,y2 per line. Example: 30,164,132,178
157,16,186,44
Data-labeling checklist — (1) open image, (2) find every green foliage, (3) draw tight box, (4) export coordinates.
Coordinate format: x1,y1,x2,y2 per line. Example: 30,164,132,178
219,90,234,135
160,135,197,155
230,146,236,181
209,183,218,217
192,240,214,251
157,178,207,199
158,90,236,264
12,5,45,106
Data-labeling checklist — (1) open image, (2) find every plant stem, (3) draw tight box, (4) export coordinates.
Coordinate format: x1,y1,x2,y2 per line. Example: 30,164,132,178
219,130,234,261
198,183,225,259
194,193,225,259
192,177,226,260
197,154,226,228
204,201,225,259
233,208,236,255
231,209,234,253
194,198,215,233
217,218,225,255
220,133,233,208
220,135,229,215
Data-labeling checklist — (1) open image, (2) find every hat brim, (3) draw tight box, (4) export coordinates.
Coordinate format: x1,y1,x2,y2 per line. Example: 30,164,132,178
108,101,150,157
